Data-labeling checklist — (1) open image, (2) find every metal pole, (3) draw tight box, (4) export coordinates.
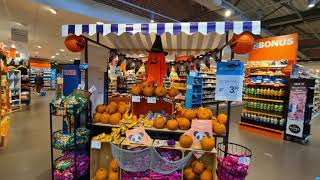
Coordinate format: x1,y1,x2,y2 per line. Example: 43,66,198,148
97,33,100,44
85,39,89,91
104,72,108,104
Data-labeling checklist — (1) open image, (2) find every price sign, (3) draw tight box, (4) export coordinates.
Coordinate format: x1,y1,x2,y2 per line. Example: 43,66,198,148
147,97,157,103
215,60,244,101
91,141,101,149
132,96,141,102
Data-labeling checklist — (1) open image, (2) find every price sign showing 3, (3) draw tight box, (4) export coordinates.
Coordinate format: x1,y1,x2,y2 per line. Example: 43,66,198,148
215,61,244,101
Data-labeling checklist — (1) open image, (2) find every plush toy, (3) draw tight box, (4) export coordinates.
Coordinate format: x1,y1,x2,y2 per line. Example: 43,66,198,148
146,35,167,86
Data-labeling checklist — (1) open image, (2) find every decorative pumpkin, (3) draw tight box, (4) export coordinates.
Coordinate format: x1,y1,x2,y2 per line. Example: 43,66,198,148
230,32,254,54
214,123,226,135
108,171,118,180
167,87,179,97
177,118,191,130
212,119,220,130
179,135,193,148
200,136,215,151
64,35,86,52
110,159,118,172
143,86,154,96
167,119,179,130
217,114,228,125
183,167,196,180
192,160,205,174
176,106,185,118
118,104,128,115
153,117,166,129
197,108,211,120
141,81,149,88
118,101,127,106
94,113,102,123
154,86,167,97
184,109,197,120
110,102,118,108
200,169,213,180
96,105,106,113
101,113,110,124
107,104,118,114
131,85,142,95
95,168,108,180
109,113,122,125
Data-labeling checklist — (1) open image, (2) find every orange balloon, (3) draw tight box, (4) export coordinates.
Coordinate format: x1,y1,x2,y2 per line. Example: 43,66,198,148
64,35,86,52
231,32,254,54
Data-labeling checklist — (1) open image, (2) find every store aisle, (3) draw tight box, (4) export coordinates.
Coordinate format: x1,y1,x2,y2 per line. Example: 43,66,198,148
0,96,320,180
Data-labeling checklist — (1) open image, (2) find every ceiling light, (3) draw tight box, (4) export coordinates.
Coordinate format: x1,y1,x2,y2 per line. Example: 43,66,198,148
11,44,16,48
49,8,57,15
37,45,42,49
51,56,55,59
15,51,19,54
316,69,319,73
308,0,316,8
96,22,103,25
69,59,74,62
35,52,39,54
60,49,65,52
56,53,60,55
225,9,232,17
150,19,155,23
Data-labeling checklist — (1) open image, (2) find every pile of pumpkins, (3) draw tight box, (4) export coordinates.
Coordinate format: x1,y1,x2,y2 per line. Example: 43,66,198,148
131,83,179,97
183,159,213,180
179,134,215,151
94,101,129,125
93,159,119,180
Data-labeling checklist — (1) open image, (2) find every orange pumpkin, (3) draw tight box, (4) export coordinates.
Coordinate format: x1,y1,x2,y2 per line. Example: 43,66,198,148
107,104,118,114
96,105,106,113
200,169,213,180
230,32,254,54
94,113,102,123
167,87,179,97
179,135,193,148
154,86,167,97
184,109,197,120
212,119,219,130
143,86,154,96
192,160,206,174
95,168,108,180
177,118,191,130
110,159,118,172
197,108,211,120
101,113,110,124
217,114,228,125
183,167,196,180
118,104,128,115
214,123,226,135
108,171,118,180
64,35,86,52
167,119,179,130
131,85,142,95
153,117,166,129
200,136,215,151
109,113,122,125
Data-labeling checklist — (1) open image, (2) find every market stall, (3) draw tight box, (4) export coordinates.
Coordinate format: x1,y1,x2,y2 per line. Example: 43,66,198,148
60,21,261,180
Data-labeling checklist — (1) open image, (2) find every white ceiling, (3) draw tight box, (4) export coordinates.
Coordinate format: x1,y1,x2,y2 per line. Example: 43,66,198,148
0,0,117,63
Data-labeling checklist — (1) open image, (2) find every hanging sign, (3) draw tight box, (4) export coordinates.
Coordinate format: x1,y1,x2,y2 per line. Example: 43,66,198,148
11,28,28,43
215,60,244,101
286,81,307,138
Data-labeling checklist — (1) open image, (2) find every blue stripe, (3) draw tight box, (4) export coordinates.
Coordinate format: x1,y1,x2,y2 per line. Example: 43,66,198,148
82,24,89,34
225,22,233,32
190,22,198,33
111,24,118,33
126,24,133,35
157,23,165,35
243,21,252,32
96,25,103,34
68,25,75,34
173,23,181,35
141,24,149,35
207,22,215,33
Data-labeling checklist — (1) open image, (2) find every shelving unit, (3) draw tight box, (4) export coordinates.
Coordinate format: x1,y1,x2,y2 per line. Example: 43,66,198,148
312,78,320,118
18,65,31,105
8,69,21,110
0,58,10,115
185,75,203,109
199,69,217,106
30,61,52,89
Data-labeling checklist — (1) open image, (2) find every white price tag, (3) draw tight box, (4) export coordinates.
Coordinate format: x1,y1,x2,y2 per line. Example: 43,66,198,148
91,141,101,149
187,85,192,89
215,75,243,101
147,97,157,103
132,96,141,102
238,157,251,166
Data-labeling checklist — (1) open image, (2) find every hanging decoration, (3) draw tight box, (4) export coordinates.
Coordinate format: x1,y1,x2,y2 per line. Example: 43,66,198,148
64,35,86,52
146,35,167,87
230,32,255,54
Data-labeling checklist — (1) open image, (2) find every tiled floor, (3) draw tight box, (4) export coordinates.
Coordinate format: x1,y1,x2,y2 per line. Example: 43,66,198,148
0,94,319,180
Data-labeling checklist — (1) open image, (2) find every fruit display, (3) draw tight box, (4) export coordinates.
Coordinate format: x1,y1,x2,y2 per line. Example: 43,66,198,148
179,135,193,148
244,87,285,99
200,136,215,151
244,101,284,114
183,159,213,180
93,159,119,180
94,101,129,124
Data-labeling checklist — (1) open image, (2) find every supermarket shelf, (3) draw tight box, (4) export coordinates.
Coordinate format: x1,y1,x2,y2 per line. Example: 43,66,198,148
243,96,284,103
243,109,283,118
203,87,215,89
239,121,284,139
244,83,285,87
247,66,287,69
248,73,286,76
174,87,186,90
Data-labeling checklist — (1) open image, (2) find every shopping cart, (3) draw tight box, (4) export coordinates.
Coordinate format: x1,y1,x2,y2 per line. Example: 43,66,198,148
216,142,252,180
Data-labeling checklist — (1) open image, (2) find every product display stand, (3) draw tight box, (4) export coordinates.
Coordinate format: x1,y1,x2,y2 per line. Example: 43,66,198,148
8,69,21,110
199,69,217,106
185,75,203,109
18,65,31,105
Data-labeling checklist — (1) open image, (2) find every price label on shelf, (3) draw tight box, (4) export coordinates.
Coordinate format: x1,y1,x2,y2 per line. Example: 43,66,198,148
215,61,244,101
91,141,101,149
187,85,192,89
147,97,157,103
132,96,141,102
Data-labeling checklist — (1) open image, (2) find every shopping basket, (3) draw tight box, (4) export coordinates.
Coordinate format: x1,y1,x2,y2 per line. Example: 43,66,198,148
216,142,252,180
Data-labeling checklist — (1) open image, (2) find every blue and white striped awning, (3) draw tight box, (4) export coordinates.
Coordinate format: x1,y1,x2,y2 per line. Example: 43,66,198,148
62,21,261,36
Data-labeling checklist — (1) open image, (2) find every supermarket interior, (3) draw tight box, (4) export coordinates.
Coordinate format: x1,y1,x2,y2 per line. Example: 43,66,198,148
1,0,320,180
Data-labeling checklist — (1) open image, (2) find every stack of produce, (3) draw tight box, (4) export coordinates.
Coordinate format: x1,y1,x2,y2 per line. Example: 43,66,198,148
131,83,179,98
93,159,119,180
94,101,129,125
183,159,213,180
